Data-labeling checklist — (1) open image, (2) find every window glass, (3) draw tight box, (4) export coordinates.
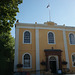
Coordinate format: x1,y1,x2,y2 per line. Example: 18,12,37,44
48,32,54,43
72,54,75,62
69,33,75,44
24,31,30,43
72,54,75,66
24,54,30,67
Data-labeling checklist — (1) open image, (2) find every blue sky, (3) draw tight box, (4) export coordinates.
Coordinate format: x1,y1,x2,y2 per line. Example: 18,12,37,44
11,0,75,38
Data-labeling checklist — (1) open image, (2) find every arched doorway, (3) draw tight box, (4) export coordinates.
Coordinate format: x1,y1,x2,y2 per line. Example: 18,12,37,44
49,56,58,73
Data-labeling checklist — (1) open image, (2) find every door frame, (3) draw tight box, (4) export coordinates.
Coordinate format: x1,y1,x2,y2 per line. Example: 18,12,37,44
48,55,59,71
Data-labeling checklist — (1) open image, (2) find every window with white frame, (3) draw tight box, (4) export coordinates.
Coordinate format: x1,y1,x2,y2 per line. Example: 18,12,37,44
48,32,55,44
24,54,30,67
22,53,32,68
69,33,75,44
72,54,75,66
24,31,31,44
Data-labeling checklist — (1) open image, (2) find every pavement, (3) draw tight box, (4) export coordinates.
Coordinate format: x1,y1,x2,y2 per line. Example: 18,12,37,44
53,74,75,75
64,74,75,75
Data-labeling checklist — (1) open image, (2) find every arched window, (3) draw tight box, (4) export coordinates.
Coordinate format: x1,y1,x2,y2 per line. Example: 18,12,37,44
22,53,32,68
72,54,75,66
24,54,30,67
69,33,75,44
23,31,31,44
48,32,55,44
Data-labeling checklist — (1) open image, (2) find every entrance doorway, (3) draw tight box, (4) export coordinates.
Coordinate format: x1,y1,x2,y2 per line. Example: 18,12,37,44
49,61,56,73
49,56,57,73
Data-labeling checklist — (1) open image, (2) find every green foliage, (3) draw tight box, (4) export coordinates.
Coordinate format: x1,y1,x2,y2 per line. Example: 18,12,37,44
0,0,22,33
0,32,15,60
0,0,22,75
0,33,15,75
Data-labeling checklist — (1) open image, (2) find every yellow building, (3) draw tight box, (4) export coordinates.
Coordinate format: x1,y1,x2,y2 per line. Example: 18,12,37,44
14,21,75,74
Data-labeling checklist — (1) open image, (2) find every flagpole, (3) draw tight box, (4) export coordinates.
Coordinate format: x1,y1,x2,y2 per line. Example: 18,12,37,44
47,4,51,22
49,7,51,21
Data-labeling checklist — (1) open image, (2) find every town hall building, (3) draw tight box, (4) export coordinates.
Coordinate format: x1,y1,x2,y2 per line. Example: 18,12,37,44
14,21,75,74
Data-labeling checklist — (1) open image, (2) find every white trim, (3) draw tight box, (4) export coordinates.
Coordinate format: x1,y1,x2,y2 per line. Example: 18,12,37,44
23,30,32,44
14,28,19,71
71,53,75,67
48,56,59,71
35,29,40,75
63,29,70,69
16,26,75,31
68,33,75,45
16,23,75,28
16,23,47,26
70,44,75,45
47,31,56,44
22,53,32,69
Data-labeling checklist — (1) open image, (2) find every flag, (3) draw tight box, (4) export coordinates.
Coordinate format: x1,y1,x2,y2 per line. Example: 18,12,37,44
47,4,50,8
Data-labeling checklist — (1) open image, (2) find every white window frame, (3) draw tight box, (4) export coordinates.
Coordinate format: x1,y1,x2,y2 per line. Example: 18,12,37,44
22,53,32,69
69,33,75,45
71,53,75,67
23,30,32,44
47,31,56,44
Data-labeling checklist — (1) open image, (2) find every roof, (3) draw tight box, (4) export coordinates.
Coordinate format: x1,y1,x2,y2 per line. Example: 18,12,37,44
15,21,75,31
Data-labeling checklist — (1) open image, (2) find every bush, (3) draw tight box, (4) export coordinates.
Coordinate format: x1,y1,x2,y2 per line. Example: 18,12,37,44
41,61,46,65
62,61,67,65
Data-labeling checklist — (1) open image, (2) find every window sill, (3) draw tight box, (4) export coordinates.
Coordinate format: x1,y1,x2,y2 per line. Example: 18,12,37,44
70,44,75,45
23,43,32,44
48,43,56,44
72,66,75,67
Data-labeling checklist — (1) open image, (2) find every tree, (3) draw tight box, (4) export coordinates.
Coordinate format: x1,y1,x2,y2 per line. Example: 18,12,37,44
0,0,22,33
0,32,15,75
0,0,22,75
0,32,15,59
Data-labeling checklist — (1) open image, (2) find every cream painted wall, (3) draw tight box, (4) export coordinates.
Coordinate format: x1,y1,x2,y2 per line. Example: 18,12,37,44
39,29,66,69
16,22,75,72
18,28,36,71
66,31,75,71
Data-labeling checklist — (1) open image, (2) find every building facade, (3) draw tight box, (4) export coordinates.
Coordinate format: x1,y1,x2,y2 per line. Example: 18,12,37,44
14,21,75,74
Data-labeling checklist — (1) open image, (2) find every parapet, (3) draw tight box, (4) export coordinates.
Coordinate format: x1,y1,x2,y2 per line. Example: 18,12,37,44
44,21,57,26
